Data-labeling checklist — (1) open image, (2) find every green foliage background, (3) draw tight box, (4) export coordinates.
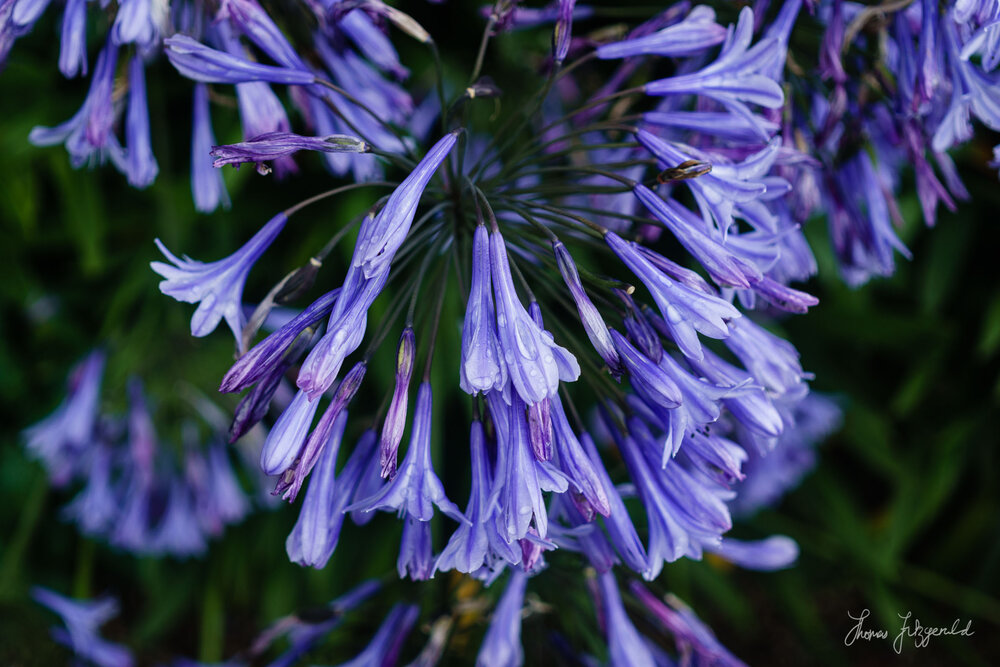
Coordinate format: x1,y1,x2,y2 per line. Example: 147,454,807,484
1,2,999,665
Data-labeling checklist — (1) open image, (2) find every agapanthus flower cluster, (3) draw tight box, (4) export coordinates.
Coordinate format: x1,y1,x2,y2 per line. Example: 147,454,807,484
10,0,993,663
23,350,253,558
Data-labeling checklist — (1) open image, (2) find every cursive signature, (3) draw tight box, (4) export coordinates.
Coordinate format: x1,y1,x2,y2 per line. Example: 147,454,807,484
844,609,888,645
844,609,974,653
893,611,975,654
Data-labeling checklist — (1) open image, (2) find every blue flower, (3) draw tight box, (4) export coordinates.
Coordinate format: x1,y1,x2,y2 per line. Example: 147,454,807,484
644,8,784,111
552,239,622,377
595,571,657,667
488,392,560,543
706,535,799,571
61,444,118,536
151,212,287,341
630,584,748,667
379,326,416,478
221,289,338,393
337,603,419,667
597,5,725,59
164,34,315,85
460,225,506,395
490,226,580,405
476,570,528,667
191,83,231,213
397,515,434,580
153,478,208,558
606,231,740,361
211,131,369,174
112,0,158,47
286,410,348,568
23,350,105,485
549,395,610,518
259,389,320,475
122,55,159,188
435,420,520,576
32,587,134,667
29,37,121,167
58,0,87,77
276,362,366,500
349,382,466,523
354,131,459,279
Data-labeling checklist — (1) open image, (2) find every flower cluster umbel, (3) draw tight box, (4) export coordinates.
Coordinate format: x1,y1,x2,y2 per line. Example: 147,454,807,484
14,0,993,663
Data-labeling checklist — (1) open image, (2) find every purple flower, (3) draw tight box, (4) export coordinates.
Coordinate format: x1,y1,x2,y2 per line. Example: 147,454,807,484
29,38,120,166
733,393,841,515
611,329,682,410
616,422,732,577
552,0,575,63
232,80,298,178
641,346,739,463
276,361,366,500
9,0,51,28
460,225,506,395
23,350,105,485
228,337,307,443
552,239,622,377
287,425,377,567
476,570,528,667
123,55,159,188
111,473,153,553
549,495,617,573
294,228,385,398
211,131,369,174
202,443,250,526
286,410,347,567
398,514,434,580
348,429,384,526
597,5,725,58
491,227,580,405
191,83,231,213
349,382,466,523
61,444,118,536
643,109,779,143
31,587,134,667
164,34,315,85
58,0,87,77
706,535,799,570
259,389,320,475
644,8,784,111
297,134,457,398
435,420,521,575
683,431,747,486
630,584,748,667
636,129,781,236
595,572,657,667
153,478,208,557
549,395,611,517
489,392,555,543
112,0,158,47
340,603,419,667
606,231,740,361
724,316,811,398
222,290,338,394
380,327,415,478
577,433,647,575
688,347,784,443
219,0,306,70
151,212,287,341
824,151,911,286
354,131,459,279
